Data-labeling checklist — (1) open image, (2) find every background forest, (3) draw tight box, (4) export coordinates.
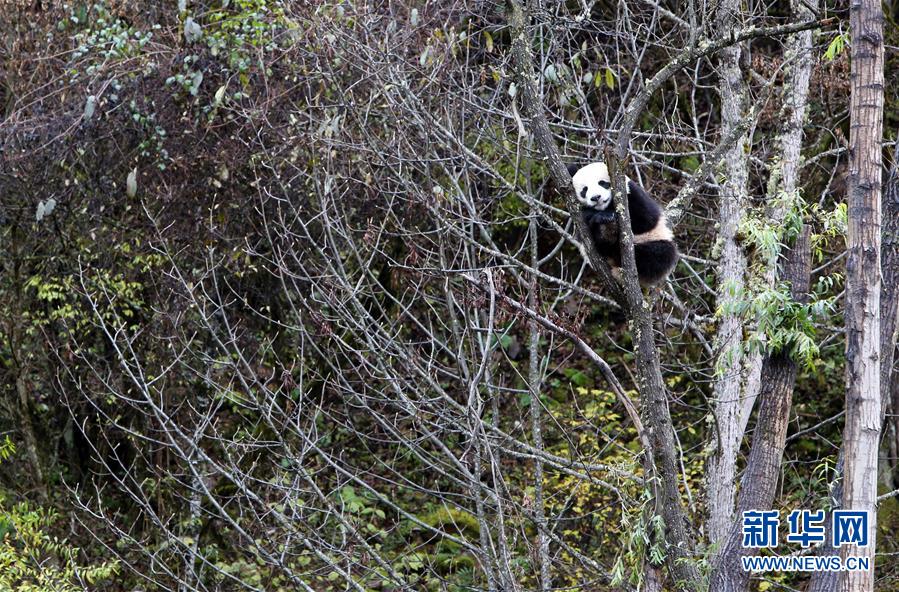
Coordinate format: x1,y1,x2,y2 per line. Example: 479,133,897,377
2,0,899,590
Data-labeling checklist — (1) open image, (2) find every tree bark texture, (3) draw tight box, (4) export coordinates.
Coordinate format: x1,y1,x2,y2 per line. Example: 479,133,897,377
707,0,754,548
880,165,899,462
809,137,896,592
741,0,819,438
841,0,884,589
710,227,811,592
707,0,818,561
808,451,845,592
606,155,704,591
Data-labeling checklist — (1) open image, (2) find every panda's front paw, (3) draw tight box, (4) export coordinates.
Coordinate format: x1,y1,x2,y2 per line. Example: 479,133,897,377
588,209,616,224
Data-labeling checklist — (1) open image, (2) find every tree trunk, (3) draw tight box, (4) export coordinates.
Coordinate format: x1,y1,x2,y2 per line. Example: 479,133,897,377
841,0,884,589
710,228,810,592
707,0,818,563
706,0,755,548
14,371,47,502
508,3,700,588
528,185,551,592
880,157,899,479
808,142,897,592
709,2,817,586
604,157,702,592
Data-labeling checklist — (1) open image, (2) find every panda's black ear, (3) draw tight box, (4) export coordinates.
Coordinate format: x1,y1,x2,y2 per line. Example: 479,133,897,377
566,163,580,178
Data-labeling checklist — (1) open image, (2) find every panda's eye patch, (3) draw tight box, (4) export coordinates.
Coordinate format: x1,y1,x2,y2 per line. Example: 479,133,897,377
580,187,587,197
598,181,611,189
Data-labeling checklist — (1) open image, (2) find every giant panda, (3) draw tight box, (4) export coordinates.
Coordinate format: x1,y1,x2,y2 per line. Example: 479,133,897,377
568,162,678,286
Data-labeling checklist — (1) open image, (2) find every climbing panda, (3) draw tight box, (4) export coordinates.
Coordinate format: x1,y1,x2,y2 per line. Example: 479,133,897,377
568,162,678,286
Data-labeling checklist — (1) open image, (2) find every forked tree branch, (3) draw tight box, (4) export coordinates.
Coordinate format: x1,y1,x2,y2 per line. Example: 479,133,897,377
507,0,625,305
461,272,649,452
613,16,833,161
506,2,701,589
506,4,832,590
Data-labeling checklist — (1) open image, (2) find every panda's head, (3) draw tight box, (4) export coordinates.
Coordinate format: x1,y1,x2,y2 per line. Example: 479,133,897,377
569,162,613,211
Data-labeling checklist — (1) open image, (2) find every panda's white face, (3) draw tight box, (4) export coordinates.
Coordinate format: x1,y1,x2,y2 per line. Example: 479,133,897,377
571,162,613,211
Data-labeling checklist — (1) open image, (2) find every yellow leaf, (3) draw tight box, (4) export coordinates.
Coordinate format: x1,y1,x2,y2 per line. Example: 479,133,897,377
604,68,616,90
484,30,493,53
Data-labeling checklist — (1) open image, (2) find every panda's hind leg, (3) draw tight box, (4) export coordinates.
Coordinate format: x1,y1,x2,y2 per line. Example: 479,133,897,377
634,240,678,285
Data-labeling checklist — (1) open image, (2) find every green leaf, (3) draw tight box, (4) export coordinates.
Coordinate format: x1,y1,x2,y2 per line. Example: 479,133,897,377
604,67,616,89
214,83,227,105
543,63,558,83
483,30,493,53
563,368,590,387
682,155,700,173
824,32,848,61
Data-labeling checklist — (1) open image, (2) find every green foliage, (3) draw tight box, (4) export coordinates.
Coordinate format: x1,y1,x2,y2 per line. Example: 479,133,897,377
719,278,835,369
739,188,804,265
165,55,207,98
0,445,119,591
129,101,171,167
603,67,617,90
418,506,480,536
339,485,387,522
565,41,619,110
25,269,146,334
562,367,590,388
0,437,15,461
204,0,289,73
811,202,848,262
681,155,700,173
824,32,849,61
70,4,156,68
610,489,667,589
726,188,840,368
